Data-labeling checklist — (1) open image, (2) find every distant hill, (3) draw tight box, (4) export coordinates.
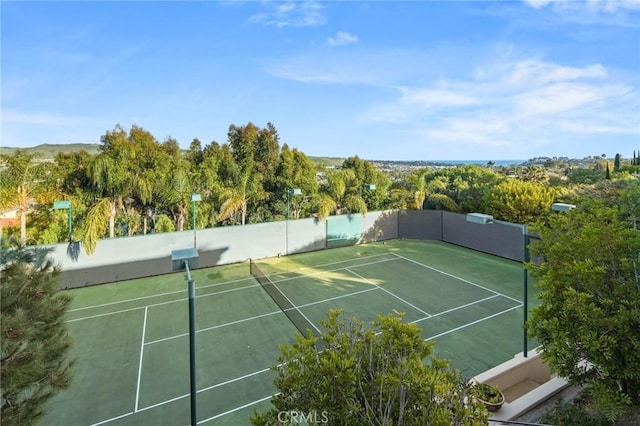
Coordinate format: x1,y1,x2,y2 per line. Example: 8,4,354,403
0,143,101,159
309,156,346,168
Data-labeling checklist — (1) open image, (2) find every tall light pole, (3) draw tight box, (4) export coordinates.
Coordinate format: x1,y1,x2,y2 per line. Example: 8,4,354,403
53,200,72,242
191,194,201,248
171,248,199,426
285,188,301,255
466,213,529,358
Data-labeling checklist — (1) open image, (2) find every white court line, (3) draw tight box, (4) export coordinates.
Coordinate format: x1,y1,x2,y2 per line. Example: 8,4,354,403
138,367,273,413
68,256,400,324
196,306,522,423
66,284,261,323
198,394,275,424
425,304,523,341
269,279,322,335
146,287,379,345
85,250,518,425
410,294,500,325
271,256,399,284
344,268,431,317
134,307,148,412
65,305,145,323
296,287,378,309
146,311,282,345
90,411,134,426
267,252,395,278
393,254,522,304
70,276,255,312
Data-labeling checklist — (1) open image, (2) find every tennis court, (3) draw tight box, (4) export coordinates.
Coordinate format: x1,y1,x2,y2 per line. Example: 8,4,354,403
45,239,535,425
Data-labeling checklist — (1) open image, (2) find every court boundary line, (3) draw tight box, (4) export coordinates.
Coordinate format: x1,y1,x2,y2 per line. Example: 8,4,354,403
425,304,522,341
134,307,148,412
270,256,398,284
269,278,322,335
200,303,524,424
89,293,523,425
77,248,526,425
69,255,400,325
410,294,501,325
393,254,522,304
266,252,396,279
198,394,274,424
137,367,273,413
90,411,134,426
72,252,395,314
145,286,380,346
66,283,262,323
69,276,256,313
344,268,431,317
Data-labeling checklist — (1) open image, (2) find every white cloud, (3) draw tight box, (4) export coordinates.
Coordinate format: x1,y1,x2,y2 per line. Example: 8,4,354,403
522,0,555,9
362,58,639,155
398,87,477,107
521,0,640,26
506,61,607,85
327,31,358,47
524,0,640,12
248,1,326,27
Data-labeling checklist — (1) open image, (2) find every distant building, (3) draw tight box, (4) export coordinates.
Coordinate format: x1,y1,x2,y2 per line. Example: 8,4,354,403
0,208,20,229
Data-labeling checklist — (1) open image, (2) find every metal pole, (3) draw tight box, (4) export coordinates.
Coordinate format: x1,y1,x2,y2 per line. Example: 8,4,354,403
286,190,290,221
286,190,290,255
67,207,73,241
184,262,197,425
523,224,529,358
192,200,197,248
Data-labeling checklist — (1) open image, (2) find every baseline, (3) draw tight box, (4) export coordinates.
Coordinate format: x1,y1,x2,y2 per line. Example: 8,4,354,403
69,276,255,313
271,255,400,284
266,252,396,279
66,283,261,323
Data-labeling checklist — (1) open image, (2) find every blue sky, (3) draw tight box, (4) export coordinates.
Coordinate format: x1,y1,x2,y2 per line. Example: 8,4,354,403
2,1,639,161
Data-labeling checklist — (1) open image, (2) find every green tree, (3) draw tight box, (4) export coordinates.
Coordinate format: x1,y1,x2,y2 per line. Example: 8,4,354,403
341,156,391,211
483,179,554,223
82,126,137,253
1,240,73,425
255,122,282,191
406,169,457,211
528,203,640,421
427,165,503,214
228,122,259,168
614,153,621,171
273,144,319,220
250,310,488,425
217,161,267,225
0,151,59,244
322,169,367,216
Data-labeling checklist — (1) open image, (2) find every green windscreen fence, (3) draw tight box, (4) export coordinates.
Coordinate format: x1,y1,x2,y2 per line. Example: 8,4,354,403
326,215,363,248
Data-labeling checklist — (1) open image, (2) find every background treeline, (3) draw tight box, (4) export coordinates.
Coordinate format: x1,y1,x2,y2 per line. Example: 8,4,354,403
1,122,638,254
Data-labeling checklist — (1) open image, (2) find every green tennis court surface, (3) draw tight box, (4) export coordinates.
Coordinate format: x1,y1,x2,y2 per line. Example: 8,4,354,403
45,240,537,425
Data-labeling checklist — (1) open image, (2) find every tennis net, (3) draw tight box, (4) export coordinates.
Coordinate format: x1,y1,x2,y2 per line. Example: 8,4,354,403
249,259,321,344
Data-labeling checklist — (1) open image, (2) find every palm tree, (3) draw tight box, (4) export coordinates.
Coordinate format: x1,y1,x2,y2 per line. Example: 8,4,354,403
82,147,134,254
407,169,458,211
0,151,59,244
217,162,267,225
